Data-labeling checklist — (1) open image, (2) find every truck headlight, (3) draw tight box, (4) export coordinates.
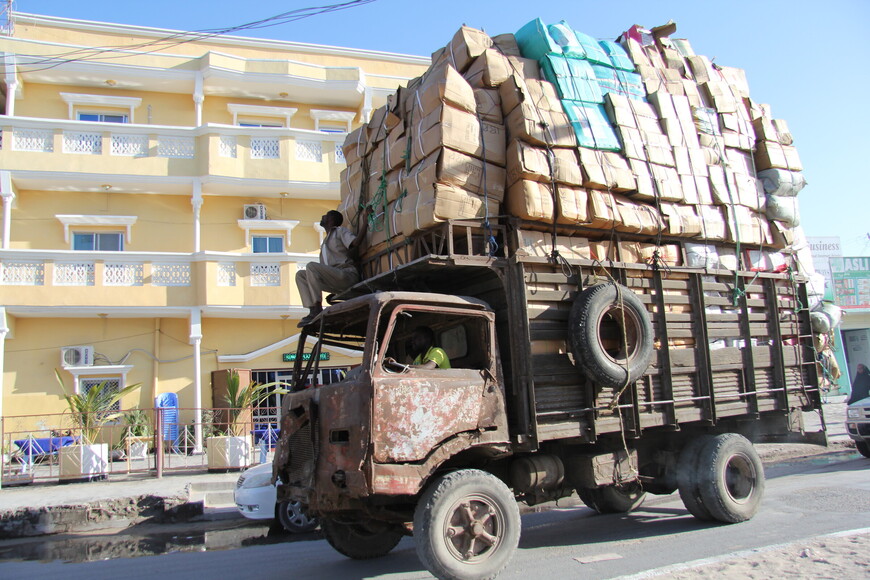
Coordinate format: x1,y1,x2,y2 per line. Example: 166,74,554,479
847,408,861,418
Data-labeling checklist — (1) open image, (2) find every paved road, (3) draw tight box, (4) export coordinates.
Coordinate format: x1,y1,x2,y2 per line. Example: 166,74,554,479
2,450,868,580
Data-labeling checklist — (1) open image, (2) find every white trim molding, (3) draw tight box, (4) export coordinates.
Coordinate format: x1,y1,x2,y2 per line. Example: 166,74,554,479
60,93,143,121
309,109,356,132
63,364,135,391
237,219,300,250
227,103,298,126
56,215,138,243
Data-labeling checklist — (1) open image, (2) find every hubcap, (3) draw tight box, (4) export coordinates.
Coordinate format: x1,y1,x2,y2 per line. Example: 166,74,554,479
443,495,504,563
723,452,756,503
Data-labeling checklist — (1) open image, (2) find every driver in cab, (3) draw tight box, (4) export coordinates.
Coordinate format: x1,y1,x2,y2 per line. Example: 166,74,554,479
385,326,451,370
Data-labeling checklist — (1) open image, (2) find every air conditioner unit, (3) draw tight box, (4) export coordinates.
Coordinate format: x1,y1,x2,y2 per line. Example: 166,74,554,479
243,203,267,220
61,346,95,368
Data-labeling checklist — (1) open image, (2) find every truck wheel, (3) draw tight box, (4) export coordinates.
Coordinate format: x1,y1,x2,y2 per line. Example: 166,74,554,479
697,433,765,523
577,482,647,514
413,469,520,580
677,434,715,520
857,441,870,458
569,283,653,389
321,516,404,559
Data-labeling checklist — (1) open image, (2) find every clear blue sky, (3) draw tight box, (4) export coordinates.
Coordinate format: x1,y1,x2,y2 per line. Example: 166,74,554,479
14,0,870,255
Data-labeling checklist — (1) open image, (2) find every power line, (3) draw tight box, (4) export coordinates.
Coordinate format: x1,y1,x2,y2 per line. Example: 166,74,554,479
11,0,378,73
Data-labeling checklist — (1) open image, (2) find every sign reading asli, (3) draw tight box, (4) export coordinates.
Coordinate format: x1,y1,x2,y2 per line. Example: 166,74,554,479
830,256,870,309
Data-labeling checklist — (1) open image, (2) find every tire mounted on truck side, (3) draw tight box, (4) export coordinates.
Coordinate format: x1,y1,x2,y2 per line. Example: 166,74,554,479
568,283,654,389
413,469,520,580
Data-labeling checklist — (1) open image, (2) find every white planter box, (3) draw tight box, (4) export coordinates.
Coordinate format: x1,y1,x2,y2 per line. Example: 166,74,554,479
59,443,109,481
206,435,251,470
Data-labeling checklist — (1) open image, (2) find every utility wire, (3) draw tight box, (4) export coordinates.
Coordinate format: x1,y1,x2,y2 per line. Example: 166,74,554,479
11,0,377,73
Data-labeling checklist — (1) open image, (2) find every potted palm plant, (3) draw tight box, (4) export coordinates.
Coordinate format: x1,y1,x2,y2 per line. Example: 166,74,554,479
121,409,153,460
55,370,141,482
206,370,286,471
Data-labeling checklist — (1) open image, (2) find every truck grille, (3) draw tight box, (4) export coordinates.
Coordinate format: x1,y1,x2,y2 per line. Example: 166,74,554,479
286,422,315,486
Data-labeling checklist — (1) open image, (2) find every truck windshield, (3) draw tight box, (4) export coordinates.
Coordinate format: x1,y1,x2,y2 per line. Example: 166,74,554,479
291,304,369,391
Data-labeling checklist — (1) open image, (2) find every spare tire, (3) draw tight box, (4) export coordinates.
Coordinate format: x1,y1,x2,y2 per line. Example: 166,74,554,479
569,283,654,389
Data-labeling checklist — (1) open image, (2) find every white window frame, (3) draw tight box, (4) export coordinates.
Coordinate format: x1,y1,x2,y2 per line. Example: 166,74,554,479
228,104,297,127
72,231,125,252
237,219,299,251
77,112,129,123
56,215,137,245
309,109,355,132
63,365,134,403
60,93,142,123
251,235,285,254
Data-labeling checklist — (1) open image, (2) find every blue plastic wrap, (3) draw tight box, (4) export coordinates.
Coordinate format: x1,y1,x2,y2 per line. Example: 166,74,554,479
547,21,586,58
599,40,635,72
592,65,646,101
572,30,611,65
540,55,603,103
561,100,621,151
515,18,563,61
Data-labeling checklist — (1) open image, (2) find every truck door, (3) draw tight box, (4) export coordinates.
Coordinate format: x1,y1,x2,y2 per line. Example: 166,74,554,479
371,306,500,464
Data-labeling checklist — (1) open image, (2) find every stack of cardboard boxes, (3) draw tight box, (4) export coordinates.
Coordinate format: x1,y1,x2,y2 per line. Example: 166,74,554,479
339,18,812,291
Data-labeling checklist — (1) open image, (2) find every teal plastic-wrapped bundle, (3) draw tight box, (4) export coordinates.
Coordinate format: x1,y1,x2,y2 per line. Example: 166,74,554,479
515,18,564,61
571,30,611,65
547,21,586,59
599,40,635,72
561,100,621,151
592,64,646,101
540,55,603,103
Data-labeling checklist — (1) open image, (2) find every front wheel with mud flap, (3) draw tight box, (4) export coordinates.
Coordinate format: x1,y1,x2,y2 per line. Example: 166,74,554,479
696,433,765,523
577,482,647,514
677,434,716,520
414,469,520,580
320,516,404,560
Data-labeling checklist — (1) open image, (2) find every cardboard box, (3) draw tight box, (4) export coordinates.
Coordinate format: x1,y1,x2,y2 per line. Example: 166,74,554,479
368,105,401,142
400,186,500,235
408,147,506,202
556,185,590,225
619,242,682,266
700,81,739,114
499,75,562,115
492,33,522,57
628,161,683,202
505,102,576,148
473,88,503,124
695,204,727,241
412,104,506,166
686,55,714,84
342,125,369,165
590,239,617,262
578,148,636,191
413,62,477,117
515,229,590,260
368,197,402,247
506,140,582,187
660,202,702,237
464,48,513,88
587,189,619,229
752,116,794,145
431,25,494,73
754,141,803,171
506,179,554,221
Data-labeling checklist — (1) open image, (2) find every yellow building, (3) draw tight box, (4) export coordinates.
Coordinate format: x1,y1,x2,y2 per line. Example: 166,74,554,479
0,13,428,438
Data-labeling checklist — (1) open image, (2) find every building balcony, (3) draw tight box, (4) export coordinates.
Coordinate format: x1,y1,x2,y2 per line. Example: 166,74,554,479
0,249,316,314
0,117,346,188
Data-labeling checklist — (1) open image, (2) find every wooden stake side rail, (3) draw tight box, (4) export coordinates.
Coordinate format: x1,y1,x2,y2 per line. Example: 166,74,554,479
353,219,820,447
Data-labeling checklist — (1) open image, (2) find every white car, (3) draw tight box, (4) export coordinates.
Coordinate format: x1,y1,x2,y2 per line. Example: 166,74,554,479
234,462,318,532
846,396,870,458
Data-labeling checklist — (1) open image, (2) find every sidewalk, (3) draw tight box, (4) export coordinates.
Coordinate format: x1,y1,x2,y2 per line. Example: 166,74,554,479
0,395,857,540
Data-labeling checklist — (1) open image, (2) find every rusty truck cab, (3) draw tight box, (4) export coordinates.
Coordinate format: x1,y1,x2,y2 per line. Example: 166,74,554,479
274,291,511,518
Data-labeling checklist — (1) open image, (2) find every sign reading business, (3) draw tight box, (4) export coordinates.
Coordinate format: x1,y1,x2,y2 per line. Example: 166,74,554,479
830,256,870,309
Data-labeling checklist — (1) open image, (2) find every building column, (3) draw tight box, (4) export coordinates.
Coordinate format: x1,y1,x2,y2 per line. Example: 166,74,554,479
0,171,13,249
193,72,204,127
192,179,202,253
190,308,203,453
4,54,17,117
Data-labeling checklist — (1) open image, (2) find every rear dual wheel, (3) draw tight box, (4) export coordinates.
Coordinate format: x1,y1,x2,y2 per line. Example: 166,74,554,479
679,433,764,523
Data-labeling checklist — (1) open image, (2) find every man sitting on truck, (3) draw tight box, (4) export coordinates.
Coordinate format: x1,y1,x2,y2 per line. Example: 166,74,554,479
296,209,368,327
409,326,451,369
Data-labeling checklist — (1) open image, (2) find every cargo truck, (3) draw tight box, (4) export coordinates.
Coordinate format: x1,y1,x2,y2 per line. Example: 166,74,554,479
273,218,825,580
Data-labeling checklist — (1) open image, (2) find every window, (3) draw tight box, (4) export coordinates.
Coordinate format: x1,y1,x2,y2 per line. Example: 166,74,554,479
80,377,122,413
239,121,282,128
252,236,283,253
78,113,128,123
73,232,123,251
